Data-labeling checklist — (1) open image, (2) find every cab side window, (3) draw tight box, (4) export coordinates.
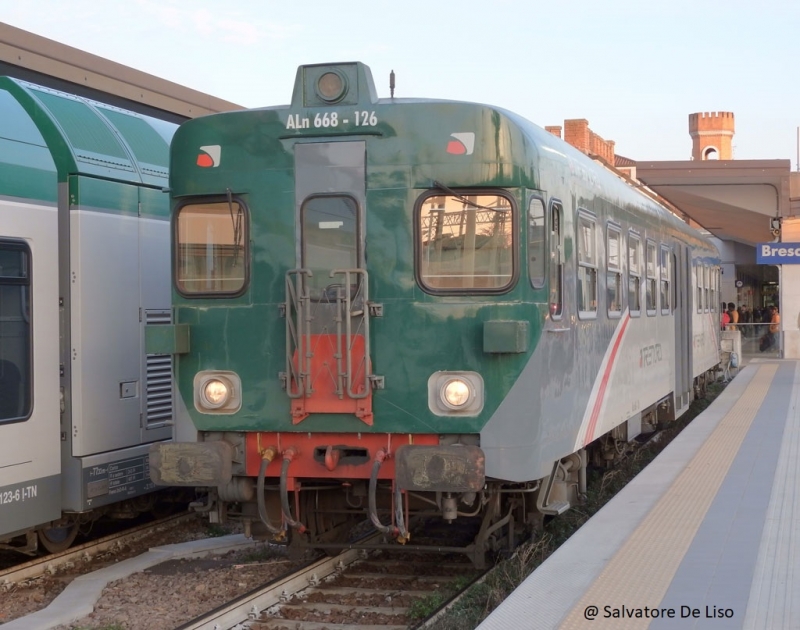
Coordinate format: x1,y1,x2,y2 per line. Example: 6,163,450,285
528,197,546,289
549,200,564,318
175,197,249,297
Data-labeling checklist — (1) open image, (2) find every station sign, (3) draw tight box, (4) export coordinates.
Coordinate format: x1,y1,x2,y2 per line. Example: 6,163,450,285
757,243,800,264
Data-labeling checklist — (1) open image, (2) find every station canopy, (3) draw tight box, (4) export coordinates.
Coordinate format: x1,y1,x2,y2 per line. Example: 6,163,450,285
635,159,792,247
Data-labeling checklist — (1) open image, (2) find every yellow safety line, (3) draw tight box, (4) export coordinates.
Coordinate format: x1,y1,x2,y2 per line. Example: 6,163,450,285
560,364,778,629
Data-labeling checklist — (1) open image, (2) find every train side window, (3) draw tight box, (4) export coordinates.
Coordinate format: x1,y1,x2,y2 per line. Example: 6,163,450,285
577,212,597,318
672,252,678,312
660,244,671,314
628,232,641,317
549,200,563,319
606,224,622,318
704,265,710,312
528,197,546,289
645,239,657,316
0,240,31,423
711,268,718,312
417,191,515,293
175,197,249,297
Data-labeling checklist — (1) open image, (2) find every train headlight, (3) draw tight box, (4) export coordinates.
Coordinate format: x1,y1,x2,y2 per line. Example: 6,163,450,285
442,379,471,409
202,379,230,408
428,372,484,416
194,371,242,414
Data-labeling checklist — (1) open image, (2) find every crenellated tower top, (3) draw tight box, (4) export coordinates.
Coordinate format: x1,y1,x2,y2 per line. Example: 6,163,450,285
689,111,735,160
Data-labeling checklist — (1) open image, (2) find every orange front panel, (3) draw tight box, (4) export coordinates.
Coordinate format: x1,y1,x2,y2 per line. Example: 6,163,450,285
291,334,373,425
245,432,439,479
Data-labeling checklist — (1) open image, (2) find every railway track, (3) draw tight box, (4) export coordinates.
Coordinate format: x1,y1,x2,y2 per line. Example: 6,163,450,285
177,536,481,630
0,512,197,589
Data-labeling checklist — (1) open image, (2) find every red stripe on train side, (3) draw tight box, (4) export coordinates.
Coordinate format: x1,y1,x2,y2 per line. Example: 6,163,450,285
583,313,631,445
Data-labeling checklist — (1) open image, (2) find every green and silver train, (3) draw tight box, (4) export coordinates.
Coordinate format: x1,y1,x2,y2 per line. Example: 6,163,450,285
0,78,177,553
151,62,720,564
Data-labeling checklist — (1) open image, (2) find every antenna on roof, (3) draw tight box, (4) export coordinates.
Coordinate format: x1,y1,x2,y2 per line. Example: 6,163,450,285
390,70,395,99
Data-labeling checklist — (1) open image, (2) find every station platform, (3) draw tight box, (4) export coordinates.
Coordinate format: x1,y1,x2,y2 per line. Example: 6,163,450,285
478,358,799,629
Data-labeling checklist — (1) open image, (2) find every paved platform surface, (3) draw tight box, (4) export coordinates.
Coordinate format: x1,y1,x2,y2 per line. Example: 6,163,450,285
478,359,799,629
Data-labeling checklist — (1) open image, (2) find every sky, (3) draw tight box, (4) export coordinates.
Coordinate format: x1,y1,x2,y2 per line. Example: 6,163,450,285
2,0,798,165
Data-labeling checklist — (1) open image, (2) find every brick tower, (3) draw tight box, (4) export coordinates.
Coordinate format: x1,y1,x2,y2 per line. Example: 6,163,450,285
688,112,735,160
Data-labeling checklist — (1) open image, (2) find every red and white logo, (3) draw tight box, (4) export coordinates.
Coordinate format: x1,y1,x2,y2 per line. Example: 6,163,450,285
446,132,475,155
197,145,221,168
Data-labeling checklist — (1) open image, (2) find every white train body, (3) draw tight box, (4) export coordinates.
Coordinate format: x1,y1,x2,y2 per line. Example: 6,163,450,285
0,77,177,552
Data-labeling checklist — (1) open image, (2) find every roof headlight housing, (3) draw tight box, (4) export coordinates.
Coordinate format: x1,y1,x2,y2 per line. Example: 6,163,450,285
316,71,346,103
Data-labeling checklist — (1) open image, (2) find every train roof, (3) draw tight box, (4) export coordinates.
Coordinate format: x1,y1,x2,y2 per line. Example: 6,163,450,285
0,76,176,201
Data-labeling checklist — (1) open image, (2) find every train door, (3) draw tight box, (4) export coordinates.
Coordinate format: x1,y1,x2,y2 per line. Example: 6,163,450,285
67,177,142,455
286,141,375,424
674,244,692,411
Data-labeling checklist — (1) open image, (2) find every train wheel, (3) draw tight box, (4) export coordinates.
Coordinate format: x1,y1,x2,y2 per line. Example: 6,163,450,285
38,520,79,554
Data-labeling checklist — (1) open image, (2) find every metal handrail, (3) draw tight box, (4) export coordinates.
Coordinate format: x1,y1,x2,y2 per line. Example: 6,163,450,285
285,269,313,398
723,322,781,357
329,268,371,399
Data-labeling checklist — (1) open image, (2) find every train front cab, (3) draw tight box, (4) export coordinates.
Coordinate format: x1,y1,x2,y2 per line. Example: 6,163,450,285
150,62,721,563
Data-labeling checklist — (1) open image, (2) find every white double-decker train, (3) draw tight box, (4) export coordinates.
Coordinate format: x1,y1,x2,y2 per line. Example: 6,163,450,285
0,77,177,553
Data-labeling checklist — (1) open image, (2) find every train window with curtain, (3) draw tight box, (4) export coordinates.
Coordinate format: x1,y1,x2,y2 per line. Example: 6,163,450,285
606,224,622,318
696,263,703,313
628,232,641,317
175,197,248,297
528,197,546,289
660,244,671,314
646,239,657,315
418,191,515,293
550,200,563,319
0,240,31,423
577,212,597,318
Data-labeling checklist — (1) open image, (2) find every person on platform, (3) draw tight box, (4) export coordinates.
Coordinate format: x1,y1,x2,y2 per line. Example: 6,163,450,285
727,302,738,331
760,305,780,352
768,305,780,349
739,306,751,337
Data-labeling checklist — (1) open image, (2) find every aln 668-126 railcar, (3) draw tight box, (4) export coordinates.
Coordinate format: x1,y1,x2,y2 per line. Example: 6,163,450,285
150,62,720,566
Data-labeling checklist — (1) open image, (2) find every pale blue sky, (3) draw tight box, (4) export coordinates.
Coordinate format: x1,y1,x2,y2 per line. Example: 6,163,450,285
2,0,798,164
